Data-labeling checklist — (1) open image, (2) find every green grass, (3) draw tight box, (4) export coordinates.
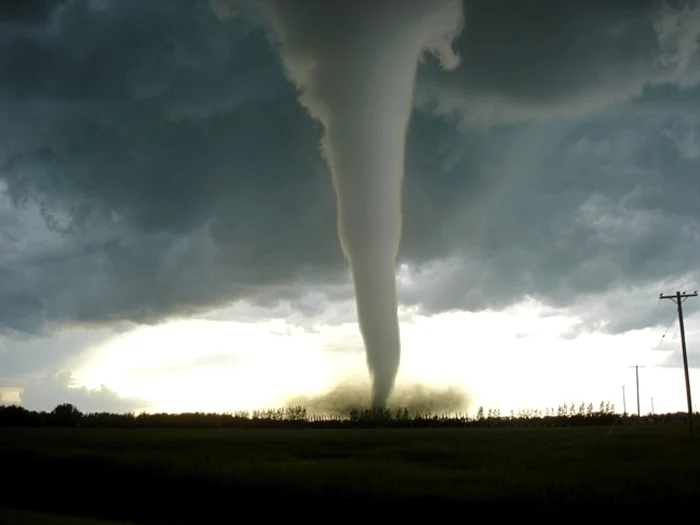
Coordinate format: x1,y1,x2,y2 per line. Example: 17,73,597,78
0,424,697,522
0,508,133,524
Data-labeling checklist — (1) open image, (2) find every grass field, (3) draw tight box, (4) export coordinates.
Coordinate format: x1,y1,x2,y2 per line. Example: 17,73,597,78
0,423,698,523
0,508,133,525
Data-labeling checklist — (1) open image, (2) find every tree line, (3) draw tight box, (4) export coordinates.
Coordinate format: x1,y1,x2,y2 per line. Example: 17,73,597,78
0,401,696,429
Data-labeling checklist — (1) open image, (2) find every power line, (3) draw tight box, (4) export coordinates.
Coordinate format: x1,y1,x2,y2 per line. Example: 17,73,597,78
654,295,691,350
660,290,698,436
654,310,681,350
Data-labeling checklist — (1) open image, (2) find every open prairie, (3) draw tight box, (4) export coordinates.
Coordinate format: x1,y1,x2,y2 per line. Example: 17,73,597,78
1,423,698,523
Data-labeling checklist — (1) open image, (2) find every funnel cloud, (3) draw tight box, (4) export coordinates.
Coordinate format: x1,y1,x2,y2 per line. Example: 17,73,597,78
261,0,464,408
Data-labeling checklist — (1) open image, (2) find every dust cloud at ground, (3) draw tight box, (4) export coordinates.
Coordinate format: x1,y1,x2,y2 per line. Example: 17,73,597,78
286,381,471,417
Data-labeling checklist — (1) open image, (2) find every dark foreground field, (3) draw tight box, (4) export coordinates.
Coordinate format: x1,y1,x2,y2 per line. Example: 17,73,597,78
0,423,698,523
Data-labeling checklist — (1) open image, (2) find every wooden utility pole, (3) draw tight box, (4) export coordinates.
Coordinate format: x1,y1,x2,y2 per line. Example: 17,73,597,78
629,365,644,417
660,291,697,436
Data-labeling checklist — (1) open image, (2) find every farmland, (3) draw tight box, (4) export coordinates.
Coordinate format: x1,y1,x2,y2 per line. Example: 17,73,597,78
0,420,698,523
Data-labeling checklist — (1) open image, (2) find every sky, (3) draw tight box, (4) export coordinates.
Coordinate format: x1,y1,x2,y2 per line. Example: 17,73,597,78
1,0,700,416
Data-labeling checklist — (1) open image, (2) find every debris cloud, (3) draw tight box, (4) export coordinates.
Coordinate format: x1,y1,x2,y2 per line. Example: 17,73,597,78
287,381,471,418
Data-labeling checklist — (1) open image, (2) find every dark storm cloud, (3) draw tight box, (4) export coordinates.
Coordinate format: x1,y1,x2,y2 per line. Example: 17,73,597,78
0,0,67,26
397,108,700,328
0,0,345,334
0,0,699,342
416,0,700,124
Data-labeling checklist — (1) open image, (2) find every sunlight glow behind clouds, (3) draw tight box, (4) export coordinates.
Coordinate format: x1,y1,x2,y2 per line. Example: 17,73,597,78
70,298,697,416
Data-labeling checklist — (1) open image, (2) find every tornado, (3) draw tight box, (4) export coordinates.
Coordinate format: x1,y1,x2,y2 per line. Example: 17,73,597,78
259,0,464,408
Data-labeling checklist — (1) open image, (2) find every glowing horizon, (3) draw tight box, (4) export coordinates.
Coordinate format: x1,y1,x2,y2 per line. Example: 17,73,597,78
57,296,697,417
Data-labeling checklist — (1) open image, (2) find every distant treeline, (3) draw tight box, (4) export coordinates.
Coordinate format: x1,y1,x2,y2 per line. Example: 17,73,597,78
0,402,696,429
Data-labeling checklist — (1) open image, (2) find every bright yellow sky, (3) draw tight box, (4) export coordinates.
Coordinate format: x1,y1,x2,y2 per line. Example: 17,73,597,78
71,297,699,417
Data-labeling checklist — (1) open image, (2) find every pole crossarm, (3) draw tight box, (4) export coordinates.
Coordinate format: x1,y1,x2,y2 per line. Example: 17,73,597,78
660,291,698,302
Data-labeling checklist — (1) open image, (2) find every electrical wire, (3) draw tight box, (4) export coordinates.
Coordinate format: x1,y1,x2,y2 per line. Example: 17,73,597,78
653,296,689,350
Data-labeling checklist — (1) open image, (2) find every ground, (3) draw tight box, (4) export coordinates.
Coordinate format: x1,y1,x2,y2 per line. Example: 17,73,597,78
0,423,697,522
0,508,132,524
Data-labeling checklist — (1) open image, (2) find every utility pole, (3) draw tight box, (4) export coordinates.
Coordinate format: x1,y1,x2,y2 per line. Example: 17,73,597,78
660,291,697,436
629,365,644,417
622,385,627,416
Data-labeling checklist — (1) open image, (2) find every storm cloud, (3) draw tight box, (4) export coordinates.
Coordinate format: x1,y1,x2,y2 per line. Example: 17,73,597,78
0,0,698,346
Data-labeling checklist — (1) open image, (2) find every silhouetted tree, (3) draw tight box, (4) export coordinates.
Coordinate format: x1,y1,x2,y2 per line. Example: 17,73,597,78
0,399,684,430
50,403,82,427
